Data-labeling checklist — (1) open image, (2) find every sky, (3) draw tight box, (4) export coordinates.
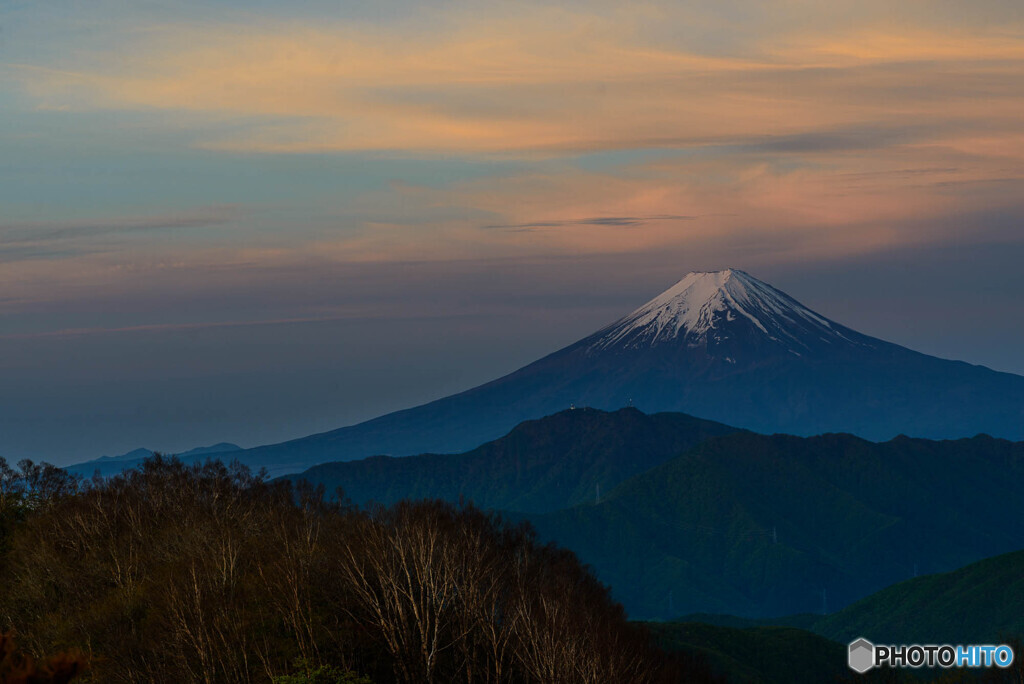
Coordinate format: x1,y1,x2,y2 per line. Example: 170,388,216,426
2,0,1023,464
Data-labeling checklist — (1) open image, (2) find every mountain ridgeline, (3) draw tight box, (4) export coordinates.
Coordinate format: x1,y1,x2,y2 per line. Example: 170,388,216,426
290,408,1024,620
68,269,1024,476
215,270,1024,475
64,443,242,479
530,427,1024,618
288,407,738,513
45,269,1024,680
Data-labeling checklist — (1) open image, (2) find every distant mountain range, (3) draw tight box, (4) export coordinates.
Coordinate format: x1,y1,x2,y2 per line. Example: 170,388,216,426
54,270,1024,680
528,424,1024,618
287,407,738,513
69,269,1024,476
286,408,1024,620
65,443,241,478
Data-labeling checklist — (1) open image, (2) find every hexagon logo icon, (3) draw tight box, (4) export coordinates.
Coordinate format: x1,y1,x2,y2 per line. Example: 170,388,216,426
848,638,875,673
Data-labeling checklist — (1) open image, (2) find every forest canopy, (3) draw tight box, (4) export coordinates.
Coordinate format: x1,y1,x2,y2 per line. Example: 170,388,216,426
0,456,718,683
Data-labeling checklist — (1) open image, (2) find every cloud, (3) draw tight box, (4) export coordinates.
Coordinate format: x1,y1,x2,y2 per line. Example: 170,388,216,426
3,1,1023,312
10,7,1024,157
772,28,1024,64
0,205,240,262
482,214,696,231
0,205,239,241
0,313,367,341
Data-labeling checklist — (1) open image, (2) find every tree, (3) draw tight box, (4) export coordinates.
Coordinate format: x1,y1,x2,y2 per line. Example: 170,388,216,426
272,658,372,684
0,455,720,683
0,632,87,684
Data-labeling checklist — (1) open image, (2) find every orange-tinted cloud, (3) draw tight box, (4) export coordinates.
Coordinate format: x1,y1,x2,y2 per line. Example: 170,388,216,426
4,2,1023,294
775,28,1024,64
15,7,1024,155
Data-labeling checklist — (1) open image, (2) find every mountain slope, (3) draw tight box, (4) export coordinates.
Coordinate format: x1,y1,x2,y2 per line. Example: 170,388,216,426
646,622,857,684
658,549,1024,676
66,443,242,478
288,407,739,513
73,269,1024,475
526,430,1024,619
659,548,1024,671
242,270,1024,474
588,269,870,358
813,548,1024,645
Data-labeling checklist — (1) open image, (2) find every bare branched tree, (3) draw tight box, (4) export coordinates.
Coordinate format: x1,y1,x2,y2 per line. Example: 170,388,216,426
0,457,719,684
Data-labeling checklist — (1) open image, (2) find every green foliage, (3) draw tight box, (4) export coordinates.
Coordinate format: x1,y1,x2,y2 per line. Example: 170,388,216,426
814,549,1024,645
272,658,372,684
527,431,1024,618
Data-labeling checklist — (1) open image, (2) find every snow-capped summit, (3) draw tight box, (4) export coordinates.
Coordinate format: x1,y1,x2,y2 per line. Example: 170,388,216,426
165,268,1024,474
589,269,869,359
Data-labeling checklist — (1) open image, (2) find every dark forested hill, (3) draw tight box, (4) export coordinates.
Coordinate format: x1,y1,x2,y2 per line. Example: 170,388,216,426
525,430,1024,619
646,622,854,684
812,548,1024,645
290,409,1024,621
288,407,739,513
1,457,720,683
651,549,1024,682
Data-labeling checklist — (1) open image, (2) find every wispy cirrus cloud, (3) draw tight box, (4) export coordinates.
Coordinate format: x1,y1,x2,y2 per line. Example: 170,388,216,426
0,205,239,241
482,214,696,231
0,205,241,262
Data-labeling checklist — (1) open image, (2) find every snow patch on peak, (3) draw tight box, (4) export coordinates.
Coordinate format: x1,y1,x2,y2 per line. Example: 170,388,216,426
589,269,862,354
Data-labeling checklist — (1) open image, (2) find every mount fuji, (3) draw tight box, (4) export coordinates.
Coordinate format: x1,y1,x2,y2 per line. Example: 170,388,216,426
75,269,1024,475
588,268,872,359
